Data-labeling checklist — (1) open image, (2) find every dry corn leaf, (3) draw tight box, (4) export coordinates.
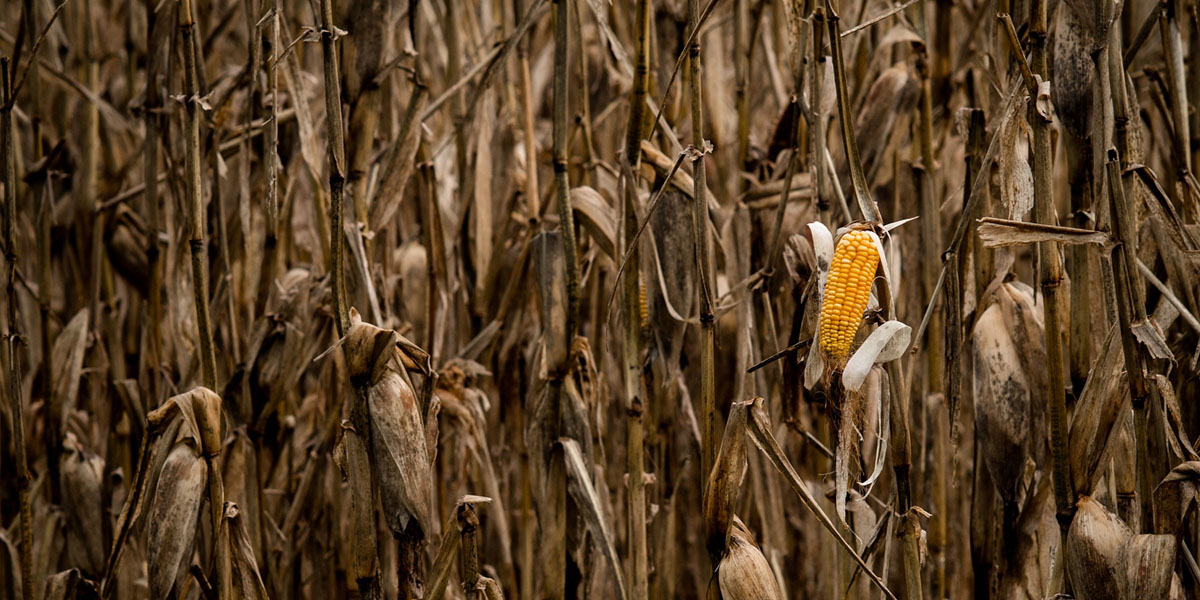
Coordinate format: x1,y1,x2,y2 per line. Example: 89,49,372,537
51,308,90,432
976,217,1108,247
570,186,617,259
560,438,629,600
60,434,105,575
225,502,269,599
1068,325,1128,496
703,400,748,560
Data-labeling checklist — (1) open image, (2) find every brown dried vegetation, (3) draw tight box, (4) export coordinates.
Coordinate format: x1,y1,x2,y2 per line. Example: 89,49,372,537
3,0,1200,598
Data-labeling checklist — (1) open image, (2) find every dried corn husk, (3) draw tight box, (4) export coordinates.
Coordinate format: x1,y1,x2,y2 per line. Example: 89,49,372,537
1116,534,1175,600
147,440,208,599
1065,496,1132,600
717,518,783,600
60,434,105,575
341,308,434,537
1051,4,1094,141
972,301,1031,506
1153,461,1200,535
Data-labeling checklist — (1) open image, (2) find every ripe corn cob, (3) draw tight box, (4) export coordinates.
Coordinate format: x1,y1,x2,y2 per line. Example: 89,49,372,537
818,230,879,360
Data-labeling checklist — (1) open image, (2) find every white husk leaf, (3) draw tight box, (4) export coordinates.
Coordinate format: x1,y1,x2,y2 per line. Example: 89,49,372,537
843,320,911,392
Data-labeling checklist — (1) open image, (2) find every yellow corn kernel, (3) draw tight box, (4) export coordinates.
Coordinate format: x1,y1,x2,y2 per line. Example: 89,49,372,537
818,230,879,360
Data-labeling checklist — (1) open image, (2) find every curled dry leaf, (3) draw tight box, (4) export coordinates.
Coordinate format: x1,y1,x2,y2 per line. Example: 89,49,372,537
842,319,910,392
225,502,269,599
703,400,749,560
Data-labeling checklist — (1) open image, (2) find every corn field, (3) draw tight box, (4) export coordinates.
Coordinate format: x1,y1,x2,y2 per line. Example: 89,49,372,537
3,0,1200,597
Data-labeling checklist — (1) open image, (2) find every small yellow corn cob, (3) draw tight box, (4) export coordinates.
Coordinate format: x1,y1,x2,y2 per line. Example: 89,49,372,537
818,230,879,360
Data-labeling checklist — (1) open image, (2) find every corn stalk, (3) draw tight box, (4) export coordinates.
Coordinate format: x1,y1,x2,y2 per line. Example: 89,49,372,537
2,55,34,600
180,0,218,392
1028,0,1076,535
687,0,718,497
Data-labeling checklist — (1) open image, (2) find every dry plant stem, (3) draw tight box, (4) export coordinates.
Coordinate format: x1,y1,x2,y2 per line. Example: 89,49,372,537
917,52,943,396
256,3,281,315
181,0,218,391
206,450,229,600
552,0,581,336
811,8,830,218
20,0,57,505
516,0,540,220
763,99,799,275
916,43,947,596
459,504,481,598
621,1,651,598
570,3,596,189
145,0,165,404
824,1,879,222
957,110,985,404
885,354,922,599
1160,0,1194,211
319,0,381,594
2,57,34,600
1104,150,1159,532
734,0,749,185
1028,0,1076,533
444,0,468,234
687,0,718,497
82,3,102,332
319,0,349,337
420,159,447,361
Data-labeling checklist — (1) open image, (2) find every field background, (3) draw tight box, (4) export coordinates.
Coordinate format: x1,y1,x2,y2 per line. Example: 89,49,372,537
1,0,1199,598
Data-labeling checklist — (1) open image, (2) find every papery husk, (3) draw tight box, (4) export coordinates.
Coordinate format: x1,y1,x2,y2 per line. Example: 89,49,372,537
1064,496,1132,600
60,434,105,575
1051,4,1094,141
342,309,434,538
1116,534,1176,600
717,518,783,600
971,301,1031,507
370,367,434,537
147,440,208,599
